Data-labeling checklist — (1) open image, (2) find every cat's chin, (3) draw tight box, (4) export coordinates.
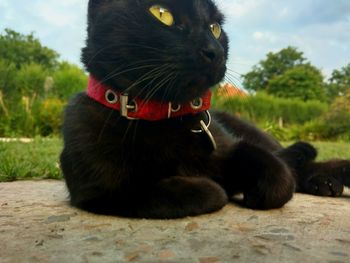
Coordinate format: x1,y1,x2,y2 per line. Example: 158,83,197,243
178,69,226,102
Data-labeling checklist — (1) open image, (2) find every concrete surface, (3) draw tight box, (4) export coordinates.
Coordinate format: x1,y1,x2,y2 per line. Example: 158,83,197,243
0,180,349,263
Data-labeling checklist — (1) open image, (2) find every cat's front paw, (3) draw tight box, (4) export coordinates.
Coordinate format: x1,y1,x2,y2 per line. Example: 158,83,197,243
291,142,318,162
300,175,344,197
243,176,295,210
278,141,318,169
298,159,350,197
235,143,296,210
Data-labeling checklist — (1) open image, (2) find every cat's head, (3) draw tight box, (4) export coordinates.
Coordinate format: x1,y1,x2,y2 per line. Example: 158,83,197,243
83,0,229,104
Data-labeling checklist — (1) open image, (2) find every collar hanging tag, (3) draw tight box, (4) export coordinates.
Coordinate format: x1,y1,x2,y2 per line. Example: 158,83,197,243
191,111,217,152
199,119,217,151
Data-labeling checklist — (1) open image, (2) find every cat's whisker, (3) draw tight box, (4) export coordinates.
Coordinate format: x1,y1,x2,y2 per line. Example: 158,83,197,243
97,109,116,143
143,71,178,105
135,65,177,105
161,72,180,103
117,43,165,53
224,76,242,90
88,43,169,65
98,64,157,86
123,64,174,95
225,68,243,78
226,68,244,78
224,71,243,86
99,57,174,85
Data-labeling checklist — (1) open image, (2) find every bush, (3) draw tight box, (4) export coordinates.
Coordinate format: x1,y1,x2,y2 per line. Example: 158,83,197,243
214,92,328,125
0,59,17,99
33,98,66,136
320,92,350,140
51,62,88,100
0,95,37,137
289,92,350,141
14,63,49,96
0,61,86,137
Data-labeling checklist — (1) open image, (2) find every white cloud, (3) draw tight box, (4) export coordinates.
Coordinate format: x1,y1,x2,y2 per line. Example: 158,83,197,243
252,31,278,43
253,32,264,40
33,1,87,28
279,7,289,18
34,3,75,27
218,0,265,18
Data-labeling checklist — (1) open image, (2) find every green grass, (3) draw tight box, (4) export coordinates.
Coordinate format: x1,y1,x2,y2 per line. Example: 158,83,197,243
0,137,63,182
307,141,350,161
0,138,349,182
282,141,350,161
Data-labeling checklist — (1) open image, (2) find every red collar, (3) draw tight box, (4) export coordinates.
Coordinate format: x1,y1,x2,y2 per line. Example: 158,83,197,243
86,76,212,121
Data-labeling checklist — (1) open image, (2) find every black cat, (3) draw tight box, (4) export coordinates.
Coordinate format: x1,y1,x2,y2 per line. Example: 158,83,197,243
60,0,350,219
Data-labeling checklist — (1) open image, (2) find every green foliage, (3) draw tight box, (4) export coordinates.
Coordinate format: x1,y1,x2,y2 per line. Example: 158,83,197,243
15,63,49,96
0,30,88,137
52,62,87,100
326,63,350,101
267,64,325,101
215,92,328,125
0,60,17,98
34,98,66,136
0,28,59,69
241,46,330,102
278,91,350,141
321,91,350,140
242,46,306,92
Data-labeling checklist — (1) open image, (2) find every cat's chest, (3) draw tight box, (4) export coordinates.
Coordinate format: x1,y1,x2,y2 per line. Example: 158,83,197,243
113,116,233,163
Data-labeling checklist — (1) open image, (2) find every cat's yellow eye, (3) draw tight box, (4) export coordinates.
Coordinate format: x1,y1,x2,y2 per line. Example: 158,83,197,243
149,5,174,26
210,23,222,39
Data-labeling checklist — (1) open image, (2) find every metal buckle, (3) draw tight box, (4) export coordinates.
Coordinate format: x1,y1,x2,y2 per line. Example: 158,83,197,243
191,110,217,150
190,98,203,110
105,90,118,104
167,102,182,118
120,94,138,120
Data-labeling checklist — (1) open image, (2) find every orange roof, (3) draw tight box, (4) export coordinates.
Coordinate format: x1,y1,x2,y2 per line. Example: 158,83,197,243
218,83,247,97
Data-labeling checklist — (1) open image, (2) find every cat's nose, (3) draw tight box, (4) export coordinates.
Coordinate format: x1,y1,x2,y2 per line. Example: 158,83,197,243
200,47,217,64
199,43,224,66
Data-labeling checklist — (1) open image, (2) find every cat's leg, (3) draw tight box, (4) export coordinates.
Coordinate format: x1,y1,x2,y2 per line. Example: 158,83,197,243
276,141,350,196
212,111,283,151
297,160,350,197
276,141,318,169
275,141,350,197
217,141,296,210
74,176,228,219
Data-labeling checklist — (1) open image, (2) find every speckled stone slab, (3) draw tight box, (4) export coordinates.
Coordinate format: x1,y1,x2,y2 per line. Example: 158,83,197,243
0,180,349,263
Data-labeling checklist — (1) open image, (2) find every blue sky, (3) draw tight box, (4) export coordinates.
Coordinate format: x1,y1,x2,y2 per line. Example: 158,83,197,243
1,0,349,86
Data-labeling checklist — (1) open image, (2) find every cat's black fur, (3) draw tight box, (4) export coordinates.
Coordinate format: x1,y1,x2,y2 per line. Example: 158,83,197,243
60,0,350,219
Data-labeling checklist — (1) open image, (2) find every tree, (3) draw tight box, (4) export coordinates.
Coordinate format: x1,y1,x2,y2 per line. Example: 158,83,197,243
52,62,88,100
0,29,59,69
15,63,49,96
0,59,17,97
326,63,350,100
267,64,325,101
242,46,306,92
